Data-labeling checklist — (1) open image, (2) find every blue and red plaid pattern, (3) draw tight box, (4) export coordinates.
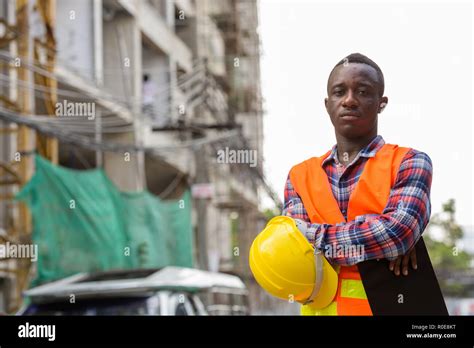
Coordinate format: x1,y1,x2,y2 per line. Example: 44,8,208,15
282,135,433,266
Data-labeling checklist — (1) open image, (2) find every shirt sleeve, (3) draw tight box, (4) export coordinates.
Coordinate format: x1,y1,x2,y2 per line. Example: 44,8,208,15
281,173,326,245
281,173,311,222
282,150,433,266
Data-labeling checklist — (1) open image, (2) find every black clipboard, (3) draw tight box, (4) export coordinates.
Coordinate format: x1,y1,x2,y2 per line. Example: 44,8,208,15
357,237,449,315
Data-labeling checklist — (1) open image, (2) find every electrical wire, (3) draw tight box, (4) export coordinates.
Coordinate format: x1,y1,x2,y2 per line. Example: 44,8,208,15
0,65,201,113
158,172,185,199
0,49,221,108
0,35,277,204
3,52,230,124
0,50,208,108
0,107,281,207
0,106,240,153
0,62,214,131
0,62,212,128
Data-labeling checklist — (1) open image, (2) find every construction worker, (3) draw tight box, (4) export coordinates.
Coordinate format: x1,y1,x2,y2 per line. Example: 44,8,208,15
142,74,158,122
280,53,436,315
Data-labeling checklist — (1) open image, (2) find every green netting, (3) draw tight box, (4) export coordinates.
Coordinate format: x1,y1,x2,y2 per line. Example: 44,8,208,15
16,155,194,286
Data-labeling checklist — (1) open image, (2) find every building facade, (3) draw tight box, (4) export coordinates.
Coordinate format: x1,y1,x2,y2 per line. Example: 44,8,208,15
0,0,296,314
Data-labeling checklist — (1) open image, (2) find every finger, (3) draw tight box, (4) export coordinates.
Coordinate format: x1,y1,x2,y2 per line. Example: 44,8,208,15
402,254,410,276
389,259,395,271
410,248,418,270
394,256,402,276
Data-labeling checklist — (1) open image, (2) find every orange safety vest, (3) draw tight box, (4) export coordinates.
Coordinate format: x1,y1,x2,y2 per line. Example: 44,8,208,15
289,143,410,315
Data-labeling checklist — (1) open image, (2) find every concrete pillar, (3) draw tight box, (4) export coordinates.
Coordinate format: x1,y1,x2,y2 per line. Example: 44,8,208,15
103,13,145,191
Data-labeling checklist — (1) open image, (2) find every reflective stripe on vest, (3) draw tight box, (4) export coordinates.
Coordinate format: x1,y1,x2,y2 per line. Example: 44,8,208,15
300,265,371,316
290,143,410,316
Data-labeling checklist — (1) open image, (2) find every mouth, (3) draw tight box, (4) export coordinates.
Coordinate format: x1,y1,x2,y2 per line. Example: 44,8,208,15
340,113,360,121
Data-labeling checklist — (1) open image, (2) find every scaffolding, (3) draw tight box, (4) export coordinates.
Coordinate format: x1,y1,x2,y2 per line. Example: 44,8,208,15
0,0,58,312
0,0,280,314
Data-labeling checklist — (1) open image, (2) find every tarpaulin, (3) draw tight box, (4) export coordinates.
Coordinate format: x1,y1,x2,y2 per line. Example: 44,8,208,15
16,155,194,286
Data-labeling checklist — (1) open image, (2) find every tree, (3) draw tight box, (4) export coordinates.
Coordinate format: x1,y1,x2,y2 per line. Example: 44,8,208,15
424,199,472,297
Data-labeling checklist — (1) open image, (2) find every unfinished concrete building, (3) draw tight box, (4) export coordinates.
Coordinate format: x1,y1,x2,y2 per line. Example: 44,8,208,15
0,0,291,314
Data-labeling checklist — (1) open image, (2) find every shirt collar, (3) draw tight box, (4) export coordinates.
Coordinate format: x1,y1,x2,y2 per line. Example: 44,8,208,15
322,135,385,166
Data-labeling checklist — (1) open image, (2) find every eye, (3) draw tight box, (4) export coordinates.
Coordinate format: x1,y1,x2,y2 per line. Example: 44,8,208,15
333,89,344,96
358,89,367,95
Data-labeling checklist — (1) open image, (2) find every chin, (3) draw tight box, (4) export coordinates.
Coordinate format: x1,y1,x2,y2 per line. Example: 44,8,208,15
337,127,363,138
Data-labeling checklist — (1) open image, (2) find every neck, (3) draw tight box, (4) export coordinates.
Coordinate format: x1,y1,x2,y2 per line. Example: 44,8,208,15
335,131,378,164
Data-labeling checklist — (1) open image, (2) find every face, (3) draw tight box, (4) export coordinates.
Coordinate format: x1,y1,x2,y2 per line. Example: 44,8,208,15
325,63,388,139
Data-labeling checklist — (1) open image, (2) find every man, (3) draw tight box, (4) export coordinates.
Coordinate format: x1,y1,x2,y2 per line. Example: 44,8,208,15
283,53,435,315
142,74,157,121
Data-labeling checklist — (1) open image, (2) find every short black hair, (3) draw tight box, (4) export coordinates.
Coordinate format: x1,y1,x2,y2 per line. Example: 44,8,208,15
328,53,385,96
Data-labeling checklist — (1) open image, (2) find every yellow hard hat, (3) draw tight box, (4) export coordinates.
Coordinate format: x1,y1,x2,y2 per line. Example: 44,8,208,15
249,216,338,309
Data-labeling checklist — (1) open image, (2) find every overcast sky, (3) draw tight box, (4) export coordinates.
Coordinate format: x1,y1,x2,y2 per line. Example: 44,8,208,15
259,0,473,226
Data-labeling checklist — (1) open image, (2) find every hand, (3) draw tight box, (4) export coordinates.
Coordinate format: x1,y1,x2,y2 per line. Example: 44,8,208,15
389,246,417,276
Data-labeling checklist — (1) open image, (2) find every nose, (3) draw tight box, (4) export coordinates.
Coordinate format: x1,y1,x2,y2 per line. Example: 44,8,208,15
342,90,359,108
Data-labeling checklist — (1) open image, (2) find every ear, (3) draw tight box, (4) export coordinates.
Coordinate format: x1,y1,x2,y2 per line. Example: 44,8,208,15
324,97,328,112
378,96,388,113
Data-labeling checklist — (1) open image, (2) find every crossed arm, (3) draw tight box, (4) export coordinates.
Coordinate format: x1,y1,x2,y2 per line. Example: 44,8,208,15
282,150,433,267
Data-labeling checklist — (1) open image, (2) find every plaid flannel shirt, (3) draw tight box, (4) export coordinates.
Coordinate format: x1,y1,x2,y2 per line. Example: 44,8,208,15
282,135,433,266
